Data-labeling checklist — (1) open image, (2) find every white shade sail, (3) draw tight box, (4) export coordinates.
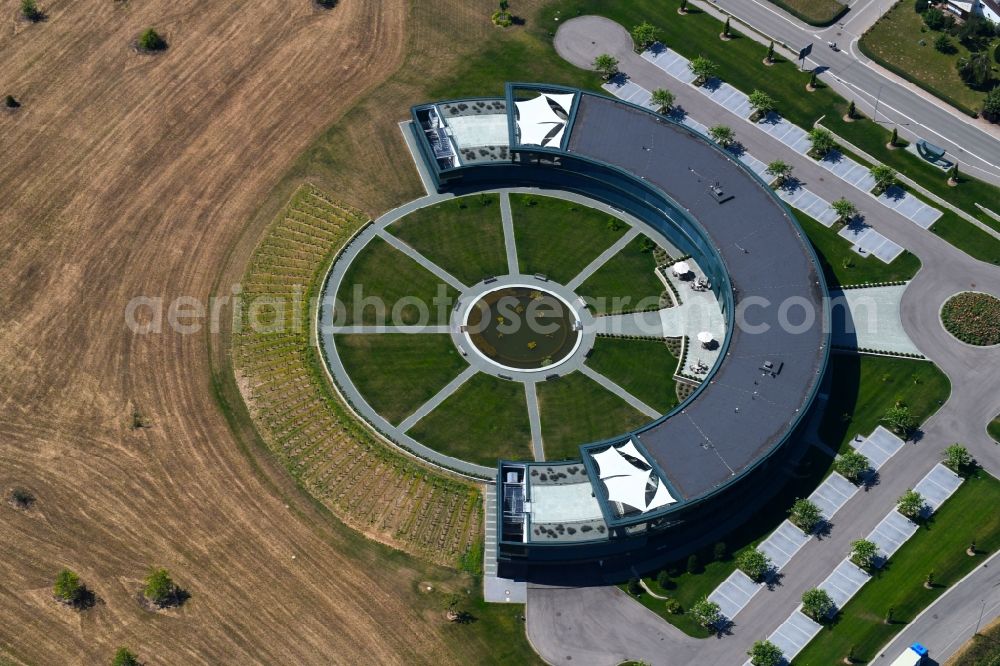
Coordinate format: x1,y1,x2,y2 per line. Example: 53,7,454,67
646,478,677,510
603,472,652,512
593,446,641,479
515,93,575,148
617,439,651,469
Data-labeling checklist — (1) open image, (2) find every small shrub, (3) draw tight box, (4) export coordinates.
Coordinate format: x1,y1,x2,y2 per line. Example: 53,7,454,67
112,647,140,666
137,28,167,52
144,567,176,606
686,553,701,574
690,597,722,627
664,597,682,614
626,577,642,595
53,569,83,605
713,541,727,562
10,487,34,508
934,34,956,54
656,569,672,590
21,0,42,21
923,7,946,30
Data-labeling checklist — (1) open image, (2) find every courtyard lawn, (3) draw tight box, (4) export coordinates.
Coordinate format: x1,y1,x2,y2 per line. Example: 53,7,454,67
859,0,992,115
536,371,650,459
818,354,951,452
407,373,533,466
584,337,679,414
628,444,835,637
334,334,468,426
387,194,508,286
510,194,627,284
577,234,665,314
795,471,1000,664
766,0,845,26
335,236,459,326
795,209,921,287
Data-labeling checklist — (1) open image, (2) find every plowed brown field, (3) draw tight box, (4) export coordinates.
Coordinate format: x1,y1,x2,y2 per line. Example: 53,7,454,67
0,0,533,663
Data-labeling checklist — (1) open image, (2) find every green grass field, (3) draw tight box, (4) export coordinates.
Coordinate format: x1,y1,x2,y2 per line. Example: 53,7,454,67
627,444,835,637
577,235,664,314
796,471,1000,664
931,212,1000,266
584,337,679,414
988,416,1000,444
387,194,508,286
795,209,921,287
336,236,459,325
510,194,627,284
818,354,951,452
334,334,468,426
407,373,533,466
859,1,992,115
951,618,1000,665
536,371,649,459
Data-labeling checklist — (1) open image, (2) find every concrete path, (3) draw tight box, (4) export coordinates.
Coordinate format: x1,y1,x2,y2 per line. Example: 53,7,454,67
831,285,922,355
499,191,519,275
700,0,1000,184
565,226,639,291
578,364,660,420
525,382,544,462
378,229,468,291
397,365,477,433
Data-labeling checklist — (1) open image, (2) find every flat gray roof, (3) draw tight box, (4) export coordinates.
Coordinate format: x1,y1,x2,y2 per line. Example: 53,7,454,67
568,95,827,502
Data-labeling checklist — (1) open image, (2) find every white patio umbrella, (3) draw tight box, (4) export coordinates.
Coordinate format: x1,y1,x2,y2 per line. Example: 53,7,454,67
697,331,714,344
672,261,690,275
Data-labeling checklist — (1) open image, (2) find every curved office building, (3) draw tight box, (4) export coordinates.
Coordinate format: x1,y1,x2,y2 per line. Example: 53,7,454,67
410,83,831,567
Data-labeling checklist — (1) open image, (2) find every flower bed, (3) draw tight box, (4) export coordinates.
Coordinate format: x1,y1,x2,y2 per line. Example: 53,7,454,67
941,292,1000,346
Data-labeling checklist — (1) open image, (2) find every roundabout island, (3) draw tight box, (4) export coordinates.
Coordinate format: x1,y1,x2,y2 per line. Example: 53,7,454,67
319,83,830,569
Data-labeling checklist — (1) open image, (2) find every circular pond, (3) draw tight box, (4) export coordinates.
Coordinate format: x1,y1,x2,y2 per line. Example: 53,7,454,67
464,286,581,371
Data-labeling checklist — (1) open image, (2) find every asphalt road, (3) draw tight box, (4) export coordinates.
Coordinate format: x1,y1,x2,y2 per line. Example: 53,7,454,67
524,16,1000,666
699,0,1000,185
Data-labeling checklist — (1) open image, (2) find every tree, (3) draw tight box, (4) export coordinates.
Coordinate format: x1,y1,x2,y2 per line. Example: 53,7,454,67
882,403,916,436
656,569,672,590
690,597,722,627
808,127,836,157
112,647,140,666
850,538,880,570
20,0,42,21
664,597,683,614
650,88,675,115
834,450,870,483
889,126,899,147
983,88,1000,120
593,53,619,80
686,553,701,574
748,639,783,666
708,124,735,148
789,497,823,533
627,577,642,595
885,606,895,624
947,164,959,184
802,587,835,620
144,567,176,606
924,570,935,588
943,443,974,472
915,0,928,12
846,100,857,119
53,569,82,605
870,164,898,194
934,34,955,54
923,7,946,30
809,71,818,89
957,53,992,88
735,549,772,582
722,17,731,39
897,489,926,519
10,487,33,508
765,160,792,186
138,28,167,52
631,21,659,52
765,41,775,64
713,541,728,562
679,0,688,12
491,0,512,26
688,56,718,86
748,89,777,120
